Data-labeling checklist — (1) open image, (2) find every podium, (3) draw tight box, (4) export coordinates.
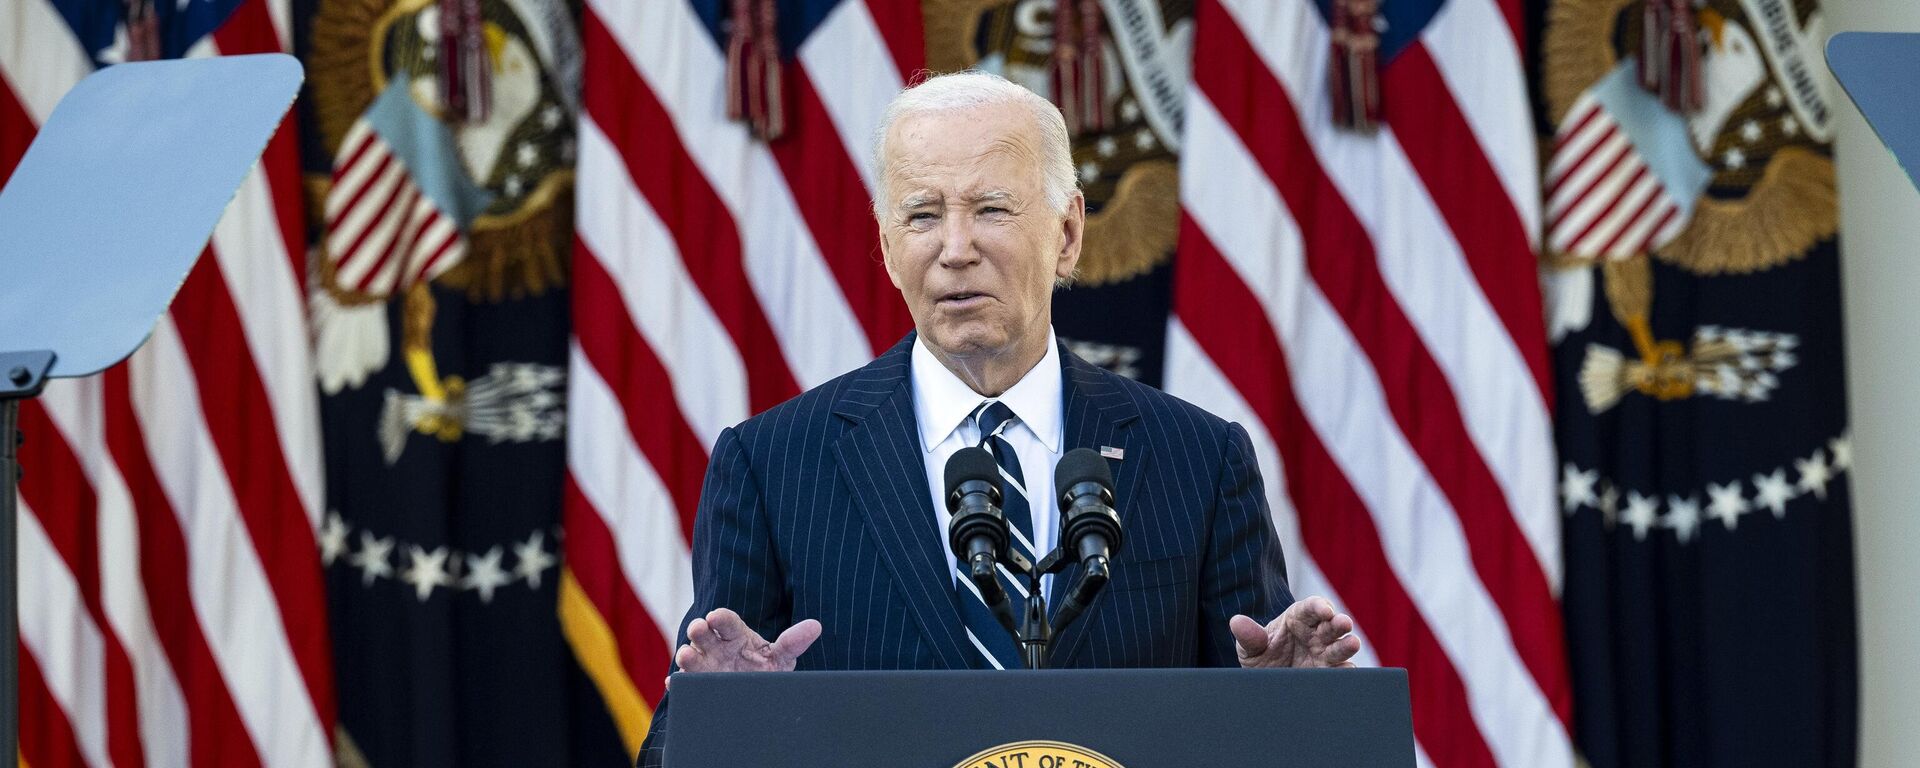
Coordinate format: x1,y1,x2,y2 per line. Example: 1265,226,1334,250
666,667,1414,766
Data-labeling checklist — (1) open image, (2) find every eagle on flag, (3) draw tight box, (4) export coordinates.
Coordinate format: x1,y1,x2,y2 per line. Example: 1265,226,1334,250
307,0,577,461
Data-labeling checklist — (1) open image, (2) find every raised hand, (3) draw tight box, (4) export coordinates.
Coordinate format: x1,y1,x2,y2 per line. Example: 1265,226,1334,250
667,608,822,688
1229,596,1361,669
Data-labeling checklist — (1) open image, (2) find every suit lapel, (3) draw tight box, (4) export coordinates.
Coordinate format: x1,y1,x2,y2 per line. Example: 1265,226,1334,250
1048,347,1141,666
832,334,973,670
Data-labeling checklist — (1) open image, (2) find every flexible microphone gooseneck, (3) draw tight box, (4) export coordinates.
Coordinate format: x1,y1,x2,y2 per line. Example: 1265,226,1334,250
1052,448,1123,633
945,447,1017,635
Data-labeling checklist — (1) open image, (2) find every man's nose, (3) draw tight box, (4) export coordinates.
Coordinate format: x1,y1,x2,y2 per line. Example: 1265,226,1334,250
936,216,979,268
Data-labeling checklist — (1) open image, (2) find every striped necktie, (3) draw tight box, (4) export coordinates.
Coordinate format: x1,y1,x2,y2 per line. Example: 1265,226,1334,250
955,400,1034,669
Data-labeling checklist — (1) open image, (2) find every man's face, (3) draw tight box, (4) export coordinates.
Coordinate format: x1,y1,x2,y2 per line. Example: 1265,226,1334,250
877,102,1084,362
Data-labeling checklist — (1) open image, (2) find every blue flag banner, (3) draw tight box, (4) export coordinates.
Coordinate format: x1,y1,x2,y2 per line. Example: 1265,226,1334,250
1539,0,1859,763
298,0,624,763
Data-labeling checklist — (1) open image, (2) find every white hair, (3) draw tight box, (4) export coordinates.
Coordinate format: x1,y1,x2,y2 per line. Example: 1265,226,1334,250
870,70,1078,219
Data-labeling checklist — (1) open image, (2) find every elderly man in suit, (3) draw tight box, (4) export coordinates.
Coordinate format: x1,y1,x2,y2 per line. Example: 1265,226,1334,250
636,70,1359,765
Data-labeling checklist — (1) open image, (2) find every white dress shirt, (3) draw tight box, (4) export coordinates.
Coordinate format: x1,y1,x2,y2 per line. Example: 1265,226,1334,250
912,330,1064,597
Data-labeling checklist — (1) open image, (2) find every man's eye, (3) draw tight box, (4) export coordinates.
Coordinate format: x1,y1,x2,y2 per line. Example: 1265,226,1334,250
907,212,936,224
980,206,1007,215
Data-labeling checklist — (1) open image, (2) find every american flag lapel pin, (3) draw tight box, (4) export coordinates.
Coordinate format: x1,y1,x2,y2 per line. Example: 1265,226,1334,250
1099,446,1125,460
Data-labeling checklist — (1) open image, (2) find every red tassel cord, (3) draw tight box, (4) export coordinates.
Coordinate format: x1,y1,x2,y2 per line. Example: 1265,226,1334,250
122,0,160,61
726,0,785,140
438,0,491,123
1330,0,1382,131
1052,0,1108,135
1640,0,1704,113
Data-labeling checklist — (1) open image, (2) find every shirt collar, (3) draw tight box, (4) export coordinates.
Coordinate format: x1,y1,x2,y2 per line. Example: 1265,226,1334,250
912,329,1063,454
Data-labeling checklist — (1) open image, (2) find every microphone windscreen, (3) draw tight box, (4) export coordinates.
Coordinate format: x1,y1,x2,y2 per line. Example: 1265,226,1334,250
944,446,1001,494
1054,447,1114,492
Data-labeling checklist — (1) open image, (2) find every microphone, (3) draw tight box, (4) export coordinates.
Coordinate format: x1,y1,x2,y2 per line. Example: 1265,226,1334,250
1052,448,1123,631
945,447,1012,617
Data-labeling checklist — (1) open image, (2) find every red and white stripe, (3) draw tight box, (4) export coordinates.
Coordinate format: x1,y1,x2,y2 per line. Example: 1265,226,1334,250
1546,93,1688,260
1167,1,1571,767
564,0,920,748
323,121,465,297
3,1,335,766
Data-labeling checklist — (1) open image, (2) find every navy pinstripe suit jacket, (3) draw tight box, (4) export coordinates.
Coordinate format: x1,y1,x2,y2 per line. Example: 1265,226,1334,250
637,334,1294,766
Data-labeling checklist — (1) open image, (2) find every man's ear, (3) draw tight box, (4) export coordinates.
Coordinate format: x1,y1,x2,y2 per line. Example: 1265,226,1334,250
1055,192,1086,282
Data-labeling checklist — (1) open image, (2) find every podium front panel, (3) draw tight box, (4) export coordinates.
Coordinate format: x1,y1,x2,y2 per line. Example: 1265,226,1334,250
666,667,1413,766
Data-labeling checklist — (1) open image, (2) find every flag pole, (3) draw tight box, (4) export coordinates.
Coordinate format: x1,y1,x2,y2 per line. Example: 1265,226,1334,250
0,351,53,768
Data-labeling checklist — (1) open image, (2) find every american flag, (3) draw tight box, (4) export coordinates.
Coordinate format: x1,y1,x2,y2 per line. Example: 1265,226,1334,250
1165,0,1572,766
2,0,334,766
562,0,918,755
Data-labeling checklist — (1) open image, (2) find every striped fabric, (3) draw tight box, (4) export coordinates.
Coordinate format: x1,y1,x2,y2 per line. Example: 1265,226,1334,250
1,1,334,766
560,0,920,758
956,401,1034,671
1546,91,1688,260
1164,0,1571,767
322,120,465,297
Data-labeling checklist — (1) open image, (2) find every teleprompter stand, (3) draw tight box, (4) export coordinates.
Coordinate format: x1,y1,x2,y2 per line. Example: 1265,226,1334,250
0,54,304,762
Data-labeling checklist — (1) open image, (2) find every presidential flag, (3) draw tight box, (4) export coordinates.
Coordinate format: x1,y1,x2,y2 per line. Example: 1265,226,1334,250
2,1,334,765
1540,0,1859,764
301,0,625,763
1164,0,1573,766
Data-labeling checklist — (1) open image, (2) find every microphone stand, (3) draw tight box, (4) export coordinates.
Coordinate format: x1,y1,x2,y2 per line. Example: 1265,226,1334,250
999,546,1107,670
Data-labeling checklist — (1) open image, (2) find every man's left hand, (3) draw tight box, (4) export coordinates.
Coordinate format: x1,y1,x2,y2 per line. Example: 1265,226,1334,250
1230,596,1361,669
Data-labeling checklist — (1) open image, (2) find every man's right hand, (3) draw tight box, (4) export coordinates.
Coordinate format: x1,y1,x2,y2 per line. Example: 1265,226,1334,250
667,608,822,688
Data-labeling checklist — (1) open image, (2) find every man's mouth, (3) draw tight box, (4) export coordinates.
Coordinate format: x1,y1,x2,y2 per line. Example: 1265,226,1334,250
938,291,990,307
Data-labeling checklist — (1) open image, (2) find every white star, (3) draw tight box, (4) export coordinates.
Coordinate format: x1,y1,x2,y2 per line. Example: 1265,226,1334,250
1663,495,1703,543
349,532,395,586
320,511,349,566
539,103,564,129
1597,483,1620,530
1795,449,1833,500
516,141,539,168
1829,434,1853,471
1561,465,1599,514
514,530,558,589
1723,147,1747,169
1765,86,1784,108
1753,468,1797,518
1780,114,1801,137
504,174,524,197
1740,120,1763,142
462,546,513,603
1119,99,1141,122
402,545,455,602
1096,136,1118,157
1706,481,1751,530
1134,128,1156,151
1623,491,1660,541
1078,162,1099,183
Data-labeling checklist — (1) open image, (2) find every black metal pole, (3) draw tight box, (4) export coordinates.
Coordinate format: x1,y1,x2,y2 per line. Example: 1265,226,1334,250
1020,570,1051,669
2,397,20,766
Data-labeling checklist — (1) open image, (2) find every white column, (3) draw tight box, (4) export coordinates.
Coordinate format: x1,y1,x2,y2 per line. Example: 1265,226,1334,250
1830,1,1920,765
